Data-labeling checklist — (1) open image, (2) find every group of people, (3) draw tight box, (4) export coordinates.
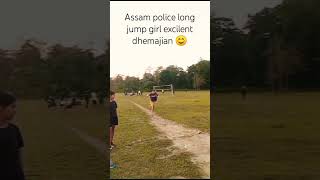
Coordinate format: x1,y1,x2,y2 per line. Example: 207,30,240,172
124,90,144,96
46,91,106,109
109,89,159,169
124,89,167,97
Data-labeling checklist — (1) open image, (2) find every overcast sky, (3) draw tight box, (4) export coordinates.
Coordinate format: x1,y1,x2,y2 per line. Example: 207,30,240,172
212,0,282,28
0,0,107,54
0,0,281,54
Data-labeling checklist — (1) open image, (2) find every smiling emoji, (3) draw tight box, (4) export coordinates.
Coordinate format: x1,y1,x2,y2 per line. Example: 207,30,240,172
176,35,187,46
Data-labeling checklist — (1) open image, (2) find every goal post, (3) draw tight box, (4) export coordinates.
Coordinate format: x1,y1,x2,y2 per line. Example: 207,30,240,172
153,84,174,95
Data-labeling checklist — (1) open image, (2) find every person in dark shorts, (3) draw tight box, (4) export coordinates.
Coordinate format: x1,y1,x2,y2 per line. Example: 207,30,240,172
0,91,25,180
148,90,159,112
110,91,118,149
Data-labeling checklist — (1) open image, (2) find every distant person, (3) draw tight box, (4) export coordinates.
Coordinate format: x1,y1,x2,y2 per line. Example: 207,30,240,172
47,95,56,108
138,90,141,96
91,91,98,105
0,91,25,180
59,94,66,107
162,89,165,94
148,90,159,112
110,91,118,149
64,97,75,109
241,85,248,100
98,91,104,104
84,91,90,108
72,96,76,105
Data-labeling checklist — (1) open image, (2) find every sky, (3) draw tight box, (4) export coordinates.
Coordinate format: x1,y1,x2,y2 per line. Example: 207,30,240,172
212,0,282,28
0,0,107,54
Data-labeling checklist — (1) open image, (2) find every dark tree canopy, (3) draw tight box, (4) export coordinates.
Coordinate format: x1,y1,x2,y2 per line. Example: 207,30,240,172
0,39,108,98
212,0,320,91
111,60,210,92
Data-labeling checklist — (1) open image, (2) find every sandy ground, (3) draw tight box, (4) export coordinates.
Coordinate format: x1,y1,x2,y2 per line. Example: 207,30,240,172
131,101,210,178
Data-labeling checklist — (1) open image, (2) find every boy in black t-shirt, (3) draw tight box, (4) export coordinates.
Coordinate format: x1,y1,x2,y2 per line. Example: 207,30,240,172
148,90,159,112
0,91,25,180
110,91,118,149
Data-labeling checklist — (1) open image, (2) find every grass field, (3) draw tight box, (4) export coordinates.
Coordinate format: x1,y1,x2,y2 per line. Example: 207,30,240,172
16,91,320,179
128,91,210,132
213,92,320,180
16,100,106,180
110,91,210,179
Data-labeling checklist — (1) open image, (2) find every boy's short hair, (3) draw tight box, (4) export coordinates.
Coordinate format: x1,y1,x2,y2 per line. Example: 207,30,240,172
0,91,16,107
110,91,115,96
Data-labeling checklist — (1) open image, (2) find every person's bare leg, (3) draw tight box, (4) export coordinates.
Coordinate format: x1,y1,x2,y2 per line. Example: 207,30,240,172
111,126,114,143
109,127,113,146
111,126,116,144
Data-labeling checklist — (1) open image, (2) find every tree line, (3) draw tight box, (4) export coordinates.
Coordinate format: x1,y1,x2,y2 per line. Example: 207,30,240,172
0,39,108,98
212,0,320,92
3,0,318,97
110,60,210,93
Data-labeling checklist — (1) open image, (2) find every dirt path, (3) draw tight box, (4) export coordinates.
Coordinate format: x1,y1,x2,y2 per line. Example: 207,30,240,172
131,101,210,178
70,127,106,155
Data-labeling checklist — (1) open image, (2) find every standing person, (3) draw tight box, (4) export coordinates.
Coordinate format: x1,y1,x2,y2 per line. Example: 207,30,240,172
47,95,56,108
65,97,75,109
241,85,248,100
59,94,65,107
0,91,25,180
91,91,98,105
110,91,118,149
84,91,90,108
148,90,159,112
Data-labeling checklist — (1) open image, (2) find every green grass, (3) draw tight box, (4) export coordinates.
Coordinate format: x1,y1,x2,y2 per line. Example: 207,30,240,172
110,97,203,179
213,92,320,180
16,100,106,180
18,91,320,179
127,91,210,132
